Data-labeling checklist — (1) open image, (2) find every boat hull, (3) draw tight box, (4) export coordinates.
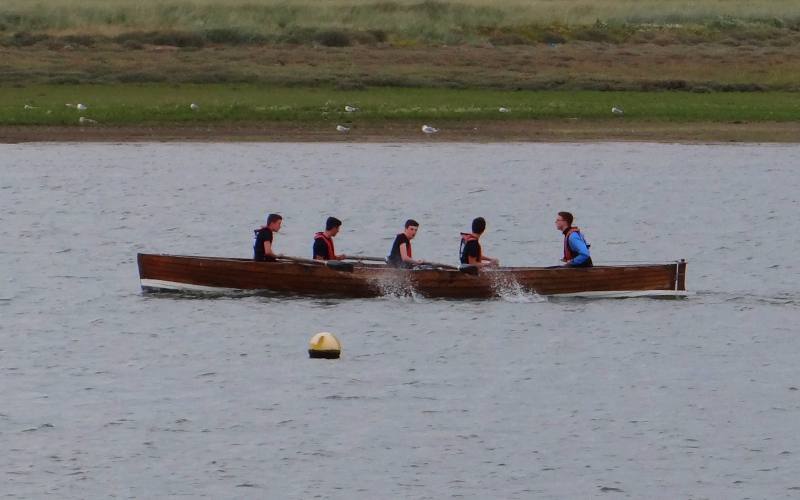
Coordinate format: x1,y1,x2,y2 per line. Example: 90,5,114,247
137,253,688,299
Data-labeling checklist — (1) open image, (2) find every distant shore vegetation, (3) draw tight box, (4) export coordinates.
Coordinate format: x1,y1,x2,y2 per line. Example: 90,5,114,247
2,0,800,48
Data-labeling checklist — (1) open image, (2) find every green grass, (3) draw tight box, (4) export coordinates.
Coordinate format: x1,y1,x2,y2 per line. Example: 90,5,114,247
2,84,799,126
1,0,799,46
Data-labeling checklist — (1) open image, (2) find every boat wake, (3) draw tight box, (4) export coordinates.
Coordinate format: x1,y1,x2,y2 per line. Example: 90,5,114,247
695,290,800,307
141,287,310,302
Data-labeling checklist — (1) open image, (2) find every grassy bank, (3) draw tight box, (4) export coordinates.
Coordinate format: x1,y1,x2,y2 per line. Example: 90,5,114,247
2,0,800,50
3,85,800,126
2,1,798,143
2,1,798,91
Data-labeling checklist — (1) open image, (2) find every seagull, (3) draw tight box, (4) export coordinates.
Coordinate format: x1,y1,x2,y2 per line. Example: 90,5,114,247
344,105,359,112
23,104,38,110
336,124,350,133
190,103,200,111
78,116,97,124
76,103,87,111
611,106,624,115
421,125,439,134
498,107,510,113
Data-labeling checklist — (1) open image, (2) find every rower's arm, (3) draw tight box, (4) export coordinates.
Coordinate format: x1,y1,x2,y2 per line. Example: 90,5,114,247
263,240,276,258
312,239,327,260
567,233,590,266
400,243,415,263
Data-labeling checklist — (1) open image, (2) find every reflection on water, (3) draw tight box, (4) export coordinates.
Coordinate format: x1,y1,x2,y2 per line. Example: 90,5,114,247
1,142,799,499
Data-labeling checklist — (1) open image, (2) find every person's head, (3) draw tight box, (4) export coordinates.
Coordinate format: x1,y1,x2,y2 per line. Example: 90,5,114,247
267,213,283,232
471,217,486,235
555,211,573,232
325,216,342,236
403,219,419,239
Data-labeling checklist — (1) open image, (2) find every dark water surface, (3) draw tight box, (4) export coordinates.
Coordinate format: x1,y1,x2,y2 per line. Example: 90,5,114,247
2,142,799,499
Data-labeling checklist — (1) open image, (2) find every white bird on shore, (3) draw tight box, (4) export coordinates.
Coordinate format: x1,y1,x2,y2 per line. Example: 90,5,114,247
344,105,359,112
79,116,97,124
421,125,439,134
76,103,87,111
23,104,38,110
336,124,350,133
498,107,510,113
190,103,200,111
611,106,624,115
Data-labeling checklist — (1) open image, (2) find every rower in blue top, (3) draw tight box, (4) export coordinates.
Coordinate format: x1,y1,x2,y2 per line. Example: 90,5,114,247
555,211,593,267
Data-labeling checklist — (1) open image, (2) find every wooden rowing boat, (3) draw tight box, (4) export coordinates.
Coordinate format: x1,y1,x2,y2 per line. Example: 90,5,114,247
137,253,688,299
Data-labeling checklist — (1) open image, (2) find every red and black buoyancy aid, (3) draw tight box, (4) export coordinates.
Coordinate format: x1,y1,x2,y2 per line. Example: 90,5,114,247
460,232,481,264
404,238,412,259
388,233,412,267
314,231,336,260
563,227,587,262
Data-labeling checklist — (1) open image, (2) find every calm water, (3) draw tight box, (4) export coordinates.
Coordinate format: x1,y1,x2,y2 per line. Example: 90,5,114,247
1,142,799,499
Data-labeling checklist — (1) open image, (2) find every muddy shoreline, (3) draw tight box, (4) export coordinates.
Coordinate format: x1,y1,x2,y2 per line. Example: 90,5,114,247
3,120,799,143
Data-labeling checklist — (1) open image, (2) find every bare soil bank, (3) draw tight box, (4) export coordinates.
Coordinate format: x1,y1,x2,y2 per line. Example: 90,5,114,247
2,43,799,90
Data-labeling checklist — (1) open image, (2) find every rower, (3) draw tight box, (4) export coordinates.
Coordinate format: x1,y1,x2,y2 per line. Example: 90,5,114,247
459,217,499,267
254,213,282,262
555,211,593,267
313,217,347,261
387,219,420,268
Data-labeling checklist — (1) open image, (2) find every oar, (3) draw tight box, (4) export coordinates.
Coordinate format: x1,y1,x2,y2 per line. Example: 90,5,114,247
277,255,354,272
345,255,386,263
347,255,474,273
343,253,482,275
416,261,479,275
418,260,458,270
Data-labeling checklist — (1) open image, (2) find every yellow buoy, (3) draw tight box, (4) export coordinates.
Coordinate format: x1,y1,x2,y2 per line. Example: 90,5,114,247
308,332,341,359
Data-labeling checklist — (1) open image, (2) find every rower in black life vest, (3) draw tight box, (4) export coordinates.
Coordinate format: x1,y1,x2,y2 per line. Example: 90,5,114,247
555,211,593,267
460,217,500,267
313,217,347,261
253,213,282,262
387,219,421,268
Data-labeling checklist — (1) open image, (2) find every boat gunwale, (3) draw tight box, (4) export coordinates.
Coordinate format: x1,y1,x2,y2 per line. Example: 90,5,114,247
137,253,688,298
139,253,684,272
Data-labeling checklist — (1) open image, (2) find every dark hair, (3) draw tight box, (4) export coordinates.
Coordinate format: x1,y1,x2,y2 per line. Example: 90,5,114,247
267,213,283,225
326,216,342,230
405,219,419,228
472,217,486,234
558,211,574,226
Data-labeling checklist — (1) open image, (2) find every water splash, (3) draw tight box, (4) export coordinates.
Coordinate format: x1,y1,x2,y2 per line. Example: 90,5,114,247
486,269,546,303
368,274,426,302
